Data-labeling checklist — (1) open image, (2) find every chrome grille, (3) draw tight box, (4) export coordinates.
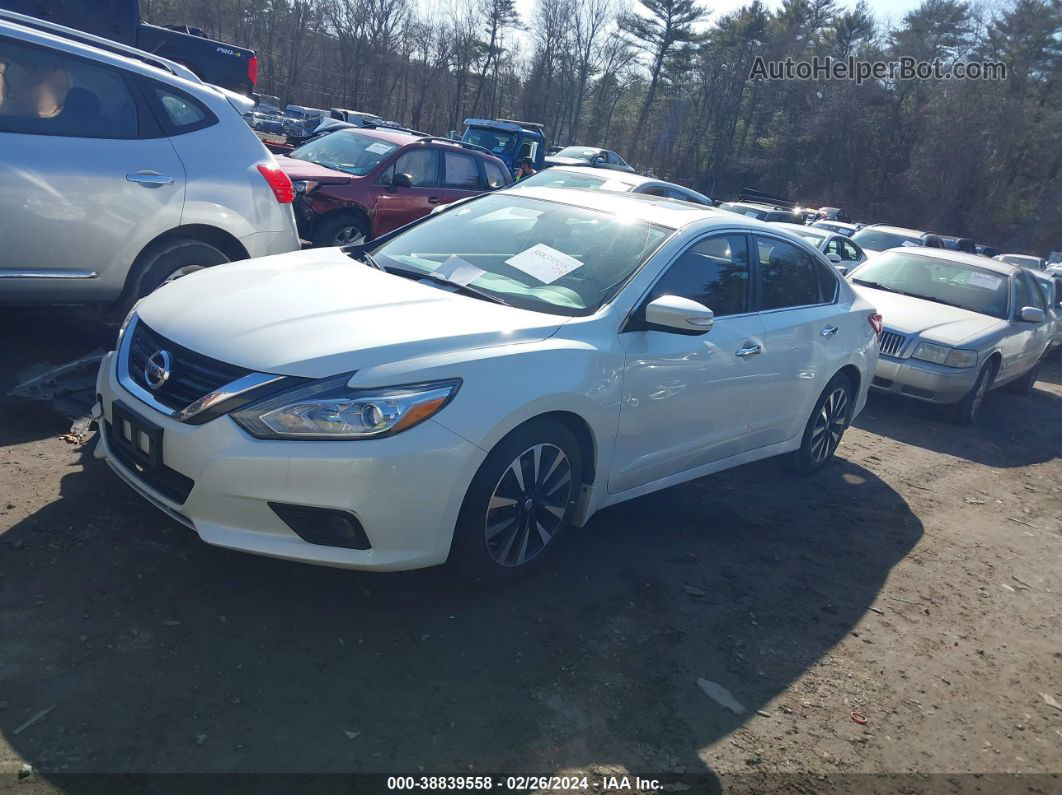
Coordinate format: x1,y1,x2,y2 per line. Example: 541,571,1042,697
127,321,251,412
879,330,906,357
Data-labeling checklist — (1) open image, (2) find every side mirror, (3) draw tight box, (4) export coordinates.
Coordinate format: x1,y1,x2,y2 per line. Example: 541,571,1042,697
827,252,842,263
392,172,414,189
1019,306,1045,323
644,295,715,334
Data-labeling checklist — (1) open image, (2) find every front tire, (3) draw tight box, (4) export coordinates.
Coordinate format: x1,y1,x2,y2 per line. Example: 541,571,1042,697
450,420,583,585
791,373,853,474
947,361,995,424
312,213,369,248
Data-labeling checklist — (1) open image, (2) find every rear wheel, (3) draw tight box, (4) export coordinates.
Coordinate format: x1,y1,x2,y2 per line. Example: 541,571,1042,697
947,361,995,424
113,238,229,320
312,213,369,248
450,420,583,585
791,373,853,474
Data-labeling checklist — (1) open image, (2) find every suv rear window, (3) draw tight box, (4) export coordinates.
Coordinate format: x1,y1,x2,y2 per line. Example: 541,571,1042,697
0,39,138,138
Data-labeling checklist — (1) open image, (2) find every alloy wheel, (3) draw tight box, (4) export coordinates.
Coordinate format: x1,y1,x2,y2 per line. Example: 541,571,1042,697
484,443,572,567
810,387,849,463
334,226,366,246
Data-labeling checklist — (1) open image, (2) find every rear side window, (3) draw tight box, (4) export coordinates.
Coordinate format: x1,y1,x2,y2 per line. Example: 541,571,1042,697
756,236,822,310
443,151,482,190
648,234,750,317
151,85,212,132
483,158,508,189
0,38,138,138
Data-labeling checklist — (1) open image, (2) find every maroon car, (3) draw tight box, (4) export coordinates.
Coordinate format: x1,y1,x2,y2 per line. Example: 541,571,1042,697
275,127,512,247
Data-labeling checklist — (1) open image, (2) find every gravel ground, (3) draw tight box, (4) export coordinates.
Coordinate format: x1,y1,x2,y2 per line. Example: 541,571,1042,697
0,309,1059,793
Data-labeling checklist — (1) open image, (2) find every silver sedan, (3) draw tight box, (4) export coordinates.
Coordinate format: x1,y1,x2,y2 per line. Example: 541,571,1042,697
848,248,1054,423
772,222,867,275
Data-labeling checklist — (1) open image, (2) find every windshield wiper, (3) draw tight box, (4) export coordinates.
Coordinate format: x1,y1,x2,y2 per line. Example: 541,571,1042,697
384,266,511,306
853,280,968,310
347,249,383,270
852,279,903,294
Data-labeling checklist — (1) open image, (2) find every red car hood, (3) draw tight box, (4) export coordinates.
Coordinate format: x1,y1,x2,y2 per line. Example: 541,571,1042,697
274,155,353,185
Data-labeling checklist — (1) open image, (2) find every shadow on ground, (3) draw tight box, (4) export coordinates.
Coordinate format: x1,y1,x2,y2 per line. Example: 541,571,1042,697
0,438,921,783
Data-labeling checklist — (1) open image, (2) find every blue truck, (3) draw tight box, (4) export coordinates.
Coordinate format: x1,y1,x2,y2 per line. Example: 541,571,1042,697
461,118,546,178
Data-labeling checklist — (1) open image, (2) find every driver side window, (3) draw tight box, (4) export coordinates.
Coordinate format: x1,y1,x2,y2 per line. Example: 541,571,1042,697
380,149,439,187
645,234,750,317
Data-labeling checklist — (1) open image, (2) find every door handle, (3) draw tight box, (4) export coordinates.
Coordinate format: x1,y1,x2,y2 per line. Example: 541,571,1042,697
427,196,441,204
820,325,839,337
127,171,174,186
735,344,762,358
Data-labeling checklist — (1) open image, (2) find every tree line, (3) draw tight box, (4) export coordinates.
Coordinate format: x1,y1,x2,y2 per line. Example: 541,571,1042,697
140,0,1062,254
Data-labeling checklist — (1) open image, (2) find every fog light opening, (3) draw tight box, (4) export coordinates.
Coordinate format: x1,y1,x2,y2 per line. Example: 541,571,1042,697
268,503,372,550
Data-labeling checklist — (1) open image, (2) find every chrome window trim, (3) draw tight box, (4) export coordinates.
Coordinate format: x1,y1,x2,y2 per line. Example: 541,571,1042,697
0,269,98,279
116,315,284,421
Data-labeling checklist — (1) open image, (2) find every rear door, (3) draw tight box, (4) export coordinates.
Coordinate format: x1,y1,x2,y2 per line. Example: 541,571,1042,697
374,147,442,235
0,36,185,301
748,234,851,448
441,149,486,204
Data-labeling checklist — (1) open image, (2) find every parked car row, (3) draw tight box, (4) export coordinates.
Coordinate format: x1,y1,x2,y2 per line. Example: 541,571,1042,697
3,13,1057,585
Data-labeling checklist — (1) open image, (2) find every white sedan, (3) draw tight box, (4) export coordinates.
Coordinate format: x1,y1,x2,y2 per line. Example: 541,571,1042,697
94,188,880,582
772,222,867,274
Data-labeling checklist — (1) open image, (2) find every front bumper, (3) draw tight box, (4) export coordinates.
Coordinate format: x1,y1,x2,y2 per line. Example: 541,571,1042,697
870,354,979,404
94,351,486,571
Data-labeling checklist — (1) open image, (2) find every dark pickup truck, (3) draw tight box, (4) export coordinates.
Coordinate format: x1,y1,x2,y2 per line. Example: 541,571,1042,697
2,0,257,94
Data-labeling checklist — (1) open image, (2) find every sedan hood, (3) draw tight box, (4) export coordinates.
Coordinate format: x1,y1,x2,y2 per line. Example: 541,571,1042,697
852,286,1005,344
544,156,591,167
135,248,568,378
274,155,352,185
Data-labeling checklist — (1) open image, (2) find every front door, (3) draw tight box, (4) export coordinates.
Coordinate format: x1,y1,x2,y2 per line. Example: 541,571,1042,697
374,148,443,235
611,233,766,493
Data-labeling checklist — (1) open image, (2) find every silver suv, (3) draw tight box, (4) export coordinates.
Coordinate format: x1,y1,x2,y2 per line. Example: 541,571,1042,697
0,12,299,310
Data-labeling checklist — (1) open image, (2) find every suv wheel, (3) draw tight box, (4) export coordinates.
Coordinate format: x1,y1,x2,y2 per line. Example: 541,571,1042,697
450,420,583,585
313,214,369,248
791,373,853,474
115,238,229,318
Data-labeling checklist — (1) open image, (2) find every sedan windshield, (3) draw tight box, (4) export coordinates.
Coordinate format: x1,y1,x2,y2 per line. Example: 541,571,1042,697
516,170,632,192
789,228,827,246
368,195,672,316
851,228,922,251
851,252,1010,319
718,203,768,220
289,131,398,175
554,147,602,161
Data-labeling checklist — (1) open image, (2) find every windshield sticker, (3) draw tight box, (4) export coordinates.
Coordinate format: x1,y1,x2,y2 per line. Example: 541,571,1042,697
428,254,485,286
366,142,392,154
967,272,1003,290
505,244,583,284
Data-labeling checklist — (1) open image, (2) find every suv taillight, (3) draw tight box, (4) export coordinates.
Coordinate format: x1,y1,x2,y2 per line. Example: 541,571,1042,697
868,313,883,338
257,163,294,203
247,54,258,85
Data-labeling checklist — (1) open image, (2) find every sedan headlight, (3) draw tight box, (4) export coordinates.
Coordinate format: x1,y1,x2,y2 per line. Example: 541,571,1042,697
231,375,460,440
912,343,977,368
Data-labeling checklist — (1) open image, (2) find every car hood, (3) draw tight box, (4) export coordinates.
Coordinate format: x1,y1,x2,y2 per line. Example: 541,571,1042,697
134,248,568,378
544,156,591,167
851,286,1005,344
274,155,353,185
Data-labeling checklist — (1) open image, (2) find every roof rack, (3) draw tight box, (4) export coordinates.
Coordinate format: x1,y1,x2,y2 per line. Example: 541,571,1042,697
736,187,800,211
415,136,493,155
360,121,428,136
0,8,196,82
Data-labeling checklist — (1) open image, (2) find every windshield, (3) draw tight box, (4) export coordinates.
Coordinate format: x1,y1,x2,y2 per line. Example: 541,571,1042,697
464,128,516,157
851,252,1010,319
851,228,921,251
999,254,1041,269
554,147,601,162
789,228,827,246
718,203,767,220
368,195,673,316
289,131,398,176
516,170,632,192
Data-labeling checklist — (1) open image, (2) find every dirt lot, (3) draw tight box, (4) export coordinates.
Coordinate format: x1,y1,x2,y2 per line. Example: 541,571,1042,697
0,309,1059,792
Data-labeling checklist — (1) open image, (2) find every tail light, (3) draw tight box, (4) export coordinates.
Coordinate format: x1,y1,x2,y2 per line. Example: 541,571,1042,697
247,54,258,85
257,163,294,203
868,313,883,338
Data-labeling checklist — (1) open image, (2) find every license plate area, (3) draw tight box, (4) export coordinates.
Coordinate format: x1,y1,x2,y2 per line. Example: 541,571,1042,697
111,400,163,470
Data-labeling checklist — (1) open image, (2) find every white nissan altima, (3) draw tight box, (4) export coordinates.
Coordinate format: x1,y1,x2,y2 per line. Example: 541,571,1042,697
94,188,880,583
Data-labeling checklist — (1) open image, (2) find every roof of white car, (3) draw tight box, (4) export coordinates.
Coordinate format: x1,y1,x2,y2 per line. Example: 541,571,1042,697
774,222,826,237
512,186,731,228
867,224,929,237
884,246,1017,275
532,166,647,185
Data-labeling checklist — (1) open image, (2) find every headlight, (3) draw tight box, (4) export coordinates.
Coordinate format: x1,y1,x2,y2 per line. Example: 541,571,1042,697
912,343,977,368
231,375,460,440
117,305,140,342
